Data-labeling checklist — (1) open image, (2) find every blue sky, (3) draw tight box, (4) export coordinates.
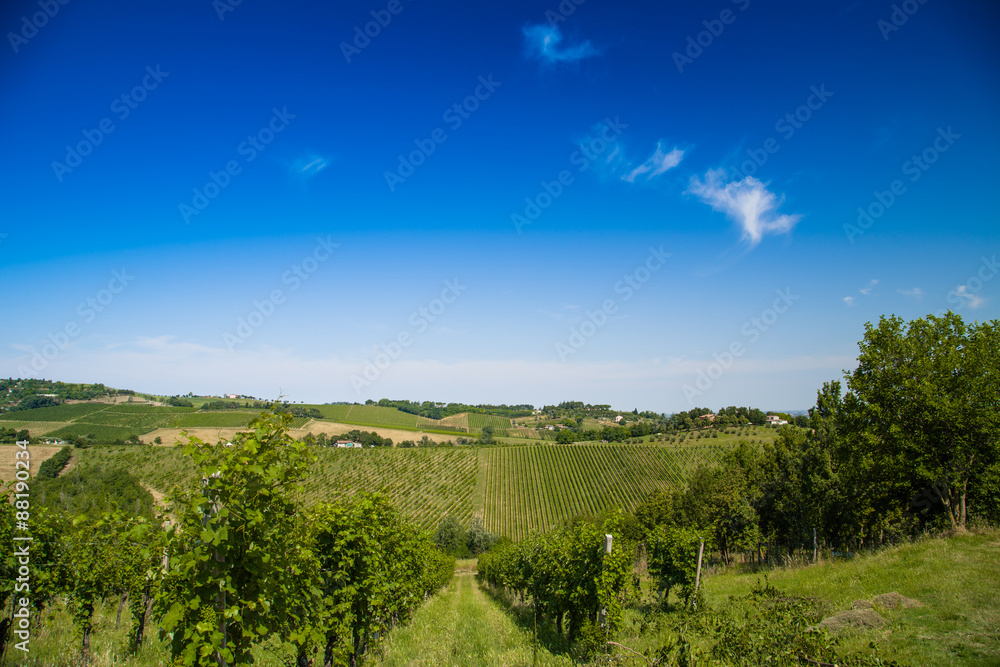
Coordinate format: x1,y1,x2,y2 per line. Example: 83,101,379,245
2,0,998,412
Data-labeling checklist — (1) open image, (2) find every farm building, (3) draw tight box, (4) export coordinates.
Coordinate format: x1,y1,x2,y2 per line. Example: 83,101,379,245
335,440,360,448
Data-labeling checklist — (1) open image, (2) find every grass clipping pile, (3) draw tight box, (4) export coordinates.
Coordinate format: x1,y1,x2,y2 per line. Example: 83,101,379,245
814,592,923,633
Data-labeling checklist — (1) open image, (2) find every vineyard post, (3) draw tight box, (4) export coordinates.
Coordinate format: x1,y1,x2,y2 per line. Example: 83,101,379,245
532,578,538,667
693,540,704,610
812,528,817,564
203,471,228,667
603,534,613,647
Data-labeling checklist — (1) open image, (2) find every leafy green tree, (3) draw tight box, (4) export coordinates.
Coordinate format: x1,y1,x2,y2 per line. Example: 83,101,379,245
433,515,467,555
634,489,674,536
839,312,1000,531
466,516,494,555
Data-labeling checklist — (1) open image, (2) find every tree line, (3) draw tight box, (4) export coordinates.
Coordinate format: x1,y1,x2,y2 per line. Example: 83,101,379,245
367,398,535,420
636,313,999,564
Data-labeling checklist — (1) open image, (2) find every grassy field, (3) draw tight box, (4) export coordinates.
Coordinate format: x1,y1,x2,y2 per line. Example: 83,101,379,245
309,404,432,428
579,528,1000,667
697,529,1000,666
372,571,572,667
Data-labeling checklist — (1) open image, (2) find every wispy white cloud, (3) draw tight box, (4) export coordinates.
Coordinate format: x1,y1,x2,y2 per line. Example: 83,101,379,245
686,169,802,247
951,285,985,308
622,141,684,183
896,287,923,300
290,153,329,179
843,279,879,305
522,24,599,65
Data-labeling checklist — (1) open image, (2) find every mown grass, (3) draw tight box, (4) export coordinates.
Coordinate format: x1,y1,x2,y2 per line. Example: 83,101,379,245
606,528,1000,666
0,597,293,667
701,528,1000,666
372,571,572,667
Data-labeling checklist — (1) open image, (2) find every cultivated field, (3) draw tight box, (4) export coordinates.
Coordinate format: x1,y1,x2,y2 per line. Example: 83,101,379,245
482,442,732,540
0,444,64,483
66,438,740,538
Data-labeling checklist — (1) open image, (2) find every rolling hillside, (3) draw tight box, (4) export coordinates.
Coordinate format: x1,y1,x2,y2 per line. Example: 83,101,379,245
69,439,741,538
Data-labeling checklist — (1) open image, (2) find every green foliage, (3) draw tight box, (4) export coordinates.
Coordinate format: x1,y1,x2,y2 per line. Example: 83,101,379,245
155,412,315,666
466,516,495,555
59,511,160,658
479,519,637,645
336,428,393,447
434,514,468,556
34,464,156,520
153,412,450,666
839,312,1000,531
648,580,905,666
36,445,73,479
647,524,708,609
11,394,61,411
306,494,453,665
0,401,112,422
0,426,29,443
375,398,533,420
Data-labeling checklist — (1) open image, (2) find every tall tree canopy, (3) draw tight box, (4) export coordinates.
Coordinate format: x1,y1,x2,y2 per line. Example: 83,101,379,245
840,312,1000,530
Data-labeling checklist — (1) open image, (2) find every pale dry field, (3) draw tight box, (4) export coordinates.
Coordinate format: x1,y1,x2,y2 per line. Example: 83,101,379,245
144,420,463,447
0,421,71,436
0,444,64,484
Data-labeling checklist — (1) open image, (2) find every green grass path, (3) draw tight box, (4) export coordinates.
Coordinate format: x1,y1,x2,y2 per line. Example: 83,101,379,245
372,571,572,667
